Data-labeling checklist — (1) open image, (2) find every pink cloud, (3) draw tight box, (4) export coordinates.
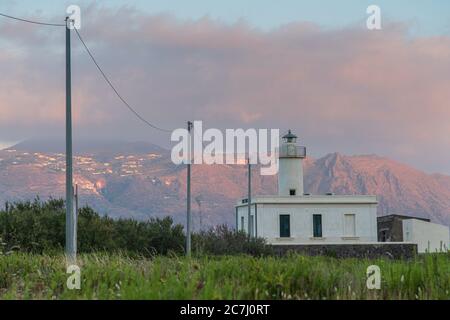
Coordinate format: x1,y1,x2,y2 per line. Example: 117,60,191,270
0,7,449,173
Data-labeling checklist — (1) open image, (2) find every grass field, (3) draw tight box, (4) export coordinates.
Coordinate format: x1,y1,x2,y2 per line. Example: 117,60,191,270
0,253,448,300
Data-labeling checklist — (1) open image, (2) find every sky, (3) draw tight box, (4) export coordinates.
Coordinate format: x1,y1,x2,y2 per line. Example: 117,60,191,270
3,0,450,35
0,1,450,174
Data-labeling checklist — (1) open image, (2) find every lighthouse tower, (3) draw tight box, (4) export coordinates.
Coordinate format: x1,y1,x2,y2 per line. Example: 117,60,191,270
278,130,306,196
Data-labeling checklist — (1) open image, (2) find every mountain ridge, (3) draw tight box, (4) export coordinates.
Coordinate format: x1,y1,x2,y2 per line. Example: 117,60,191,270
0,141,449,228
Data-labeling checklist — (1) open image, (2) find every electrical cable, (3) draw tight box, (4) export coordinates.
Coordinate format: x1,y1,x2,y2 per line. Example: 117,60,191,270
0,12,65,27
1,11,175,133
75,28,173,133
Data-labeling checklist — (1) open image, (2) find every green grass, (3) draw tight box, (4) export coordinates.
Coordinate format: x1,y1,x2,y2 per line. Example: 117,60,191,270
0,252,448,300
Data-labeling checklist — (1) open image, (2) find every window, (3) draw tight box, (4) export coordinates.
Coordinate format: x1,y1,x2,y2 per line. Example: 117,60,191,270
241,216,245,232
289,189,296,196
279,215,290,238
344,214,356,237
313,214,322,238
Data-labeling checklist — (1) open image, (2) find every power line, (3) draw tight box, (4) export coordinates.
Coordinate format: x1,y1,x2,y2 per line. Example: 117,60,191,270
74,28,173,133
0,12,65,27
3,10,195,259
0,11,174,133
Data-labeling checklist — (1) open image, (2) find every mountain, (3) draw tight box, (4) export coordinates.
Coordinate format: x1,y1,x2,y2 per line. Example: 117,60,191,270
0,141,449,228
12,139,167,156
303,153,450,225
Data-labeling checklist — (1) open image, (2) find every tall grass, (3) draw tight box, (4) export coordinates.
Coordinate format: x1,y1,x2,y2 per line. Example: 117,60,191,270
0,252,448,300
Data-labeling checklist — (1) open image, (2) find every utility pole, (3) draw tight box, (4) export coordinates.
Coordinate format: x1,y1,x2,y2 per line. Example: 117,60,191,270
65,17,76,263
74,184,79,215
186,121,193,256
195,195,203,232
247,157,252,238
74,184,78,255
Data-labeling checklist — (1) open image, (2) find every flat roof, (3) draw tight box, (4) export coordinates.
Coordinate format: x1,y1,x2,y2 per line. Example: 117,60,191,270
236,195,377,207
377,214,430,222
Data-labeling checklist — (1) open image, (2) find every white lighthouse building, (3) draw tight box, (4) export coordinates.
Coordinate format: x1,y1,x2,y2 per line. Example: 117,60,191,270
235,130,379,244
278,130,305,197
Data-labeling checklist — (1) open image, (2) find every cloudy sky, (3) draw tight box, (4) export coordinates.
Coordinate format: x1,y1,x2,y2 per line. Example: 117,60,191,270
0,1,450,174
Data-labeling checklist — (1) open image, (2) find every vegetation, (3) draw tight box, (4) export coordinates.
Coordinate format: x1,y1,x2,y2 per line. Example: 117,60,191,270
0,199,185,255
192,225,272,256
0,199,269,256
0,199,448,300
0,252,448,299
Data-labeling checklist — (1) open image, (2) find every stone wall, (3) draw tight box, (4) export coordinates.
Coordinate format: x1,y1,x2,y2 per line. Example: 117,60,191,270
271,243,417,259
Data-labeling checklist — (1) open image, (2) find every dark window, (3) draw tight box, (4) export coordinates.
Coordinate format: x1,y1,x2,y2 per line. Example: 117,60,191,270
279,215,290,238
241,216,245,232
313,214,322,238
289,189,296,196
380,230,387,242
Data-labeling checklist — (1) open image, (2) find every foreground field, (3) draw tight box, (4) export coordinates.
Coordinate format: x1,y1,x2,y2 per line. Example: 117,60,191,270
0,253,448,300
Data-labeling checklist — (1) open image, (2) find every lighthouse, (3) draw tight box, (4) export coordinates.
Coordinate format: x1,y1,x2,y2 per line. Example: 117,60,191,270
235,128,378,245
278,130,306,196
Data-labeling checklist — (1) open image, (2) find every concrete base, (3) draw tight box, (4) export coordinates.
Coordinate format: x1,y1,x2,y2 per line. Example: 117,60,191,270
271,242,417,259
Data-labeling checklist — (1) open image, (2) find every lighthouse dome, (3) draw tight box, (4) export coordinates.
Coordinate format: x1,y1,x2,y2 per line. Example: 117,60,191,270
282,130,297,143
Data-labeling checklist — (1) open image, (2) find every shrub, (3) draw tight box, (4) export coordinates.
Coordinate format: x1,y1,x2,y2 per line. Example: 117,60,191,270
192,224,272,256
0,199,271,257
0,199,185,256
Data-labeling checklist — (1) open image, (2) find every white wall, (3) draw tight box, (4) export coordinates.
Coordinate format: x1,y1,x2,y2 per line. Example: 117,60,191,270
236,205,256,237
237,202,378,244
278,158,304,196
402,219,450,253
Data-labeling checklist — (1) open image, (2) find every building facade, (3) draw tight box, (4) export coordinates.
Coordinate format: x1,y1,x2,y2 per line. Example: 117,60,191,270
403,219,449,253
236,196,378,244
378,214,449,253
377,214,429,242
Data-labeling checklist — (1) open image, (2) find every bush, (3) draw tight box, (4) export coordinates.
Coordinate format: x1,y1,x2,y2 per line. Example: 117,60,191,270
0,199,271,257
192,224,272,256
0,199,185,256
0,198,65,253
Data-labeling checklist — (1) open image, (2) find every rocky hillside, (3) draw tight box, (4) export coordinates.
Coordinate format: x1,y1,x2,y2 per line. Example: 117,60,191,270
304,153,450,225
0,142,449,228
